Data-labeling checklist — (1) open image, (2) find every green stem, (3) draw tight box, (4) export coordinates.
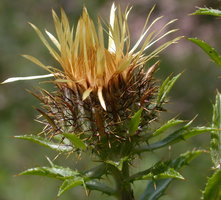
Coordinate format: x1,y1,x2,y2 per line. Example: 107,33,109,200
110,162,135,200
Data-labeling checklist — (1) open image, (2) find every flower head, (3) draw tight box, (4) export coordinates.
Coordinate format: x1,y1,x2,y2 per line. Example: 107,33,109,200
25,4,180,109
22,4,182,158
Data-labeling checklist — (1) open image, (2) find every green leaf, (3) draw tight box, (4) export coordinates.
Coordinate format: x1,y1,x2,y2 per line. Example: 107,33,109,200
129,108,143,135
19,165,79,180
129,161,184,182
136,125,214,153
15,135,73,152
191,7,221,17
84,164,106,178
86,180,115,195
157,73,181,105
202,170,221,200
58,178,84,196
149,168,183,180
140,179,172,200
188,38,221,67
62,133,87,150
58,177,116,197
57,164,107,196
105,157,129,171
152,118,185,137
170,149,206,169
211,92,221,168
20,163,107,196
140,150,205,200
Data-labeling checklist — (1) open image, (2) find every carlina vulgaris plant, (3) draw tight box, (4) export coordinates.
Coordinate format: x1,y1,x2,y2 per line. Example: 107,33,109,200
2,3,214,200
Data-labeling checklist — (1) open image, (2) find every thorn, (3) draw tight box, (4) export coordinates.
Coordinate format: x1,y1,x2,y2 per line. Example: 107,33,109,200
154,181,157,190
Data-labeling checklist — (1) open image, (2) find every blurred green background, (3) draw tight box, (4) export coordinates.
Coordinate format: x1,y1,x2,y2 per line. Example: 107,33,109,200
1,0,221,199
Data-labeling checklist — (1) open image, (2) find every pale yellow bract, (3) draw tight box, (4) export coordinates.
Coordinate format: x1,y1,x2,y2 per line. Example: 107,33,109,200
21,3,182,110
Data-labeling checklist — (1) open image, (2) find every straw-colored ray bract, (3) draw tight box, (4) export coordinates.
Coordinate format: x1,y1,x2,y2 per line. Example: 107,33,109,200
22,4,181,110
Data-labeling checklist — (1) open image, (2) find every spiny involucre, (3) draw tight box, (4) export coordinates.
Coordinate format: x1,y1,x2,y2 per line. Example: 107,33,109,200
15,4,182,159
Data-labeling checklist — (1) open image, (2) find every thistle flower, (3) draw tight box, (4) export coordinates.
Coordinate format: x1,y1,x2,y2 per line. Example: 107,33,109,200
10,4,182,158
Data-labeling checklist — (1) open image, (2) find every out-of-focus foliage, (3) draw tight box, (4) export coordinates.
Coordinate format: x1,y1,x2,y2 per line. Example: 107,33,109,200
211,92,221,169
1,0,221,200
189,7,221,200
188,38,221,68
191,7,221,17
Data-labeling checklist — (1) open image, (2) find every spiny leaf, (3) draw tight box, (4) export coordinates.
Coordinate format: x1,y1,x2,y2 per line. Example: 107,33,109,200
191,7,221,17
57,164,107,196
136,126,214,153
86,181,116,195
202,170,221,200
20,163,107,197
157,73,181,105
149,168,183,180
211,92,221,168
84,164,106,178
152,118,185,137
129,161,184,182
15,135,73,152
19,165,79,180
58,178,84,196
62,133,87,150
129,108,143,135
140,150,205,200
170,149,206,169
140,179,171,200
188,38,221,67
